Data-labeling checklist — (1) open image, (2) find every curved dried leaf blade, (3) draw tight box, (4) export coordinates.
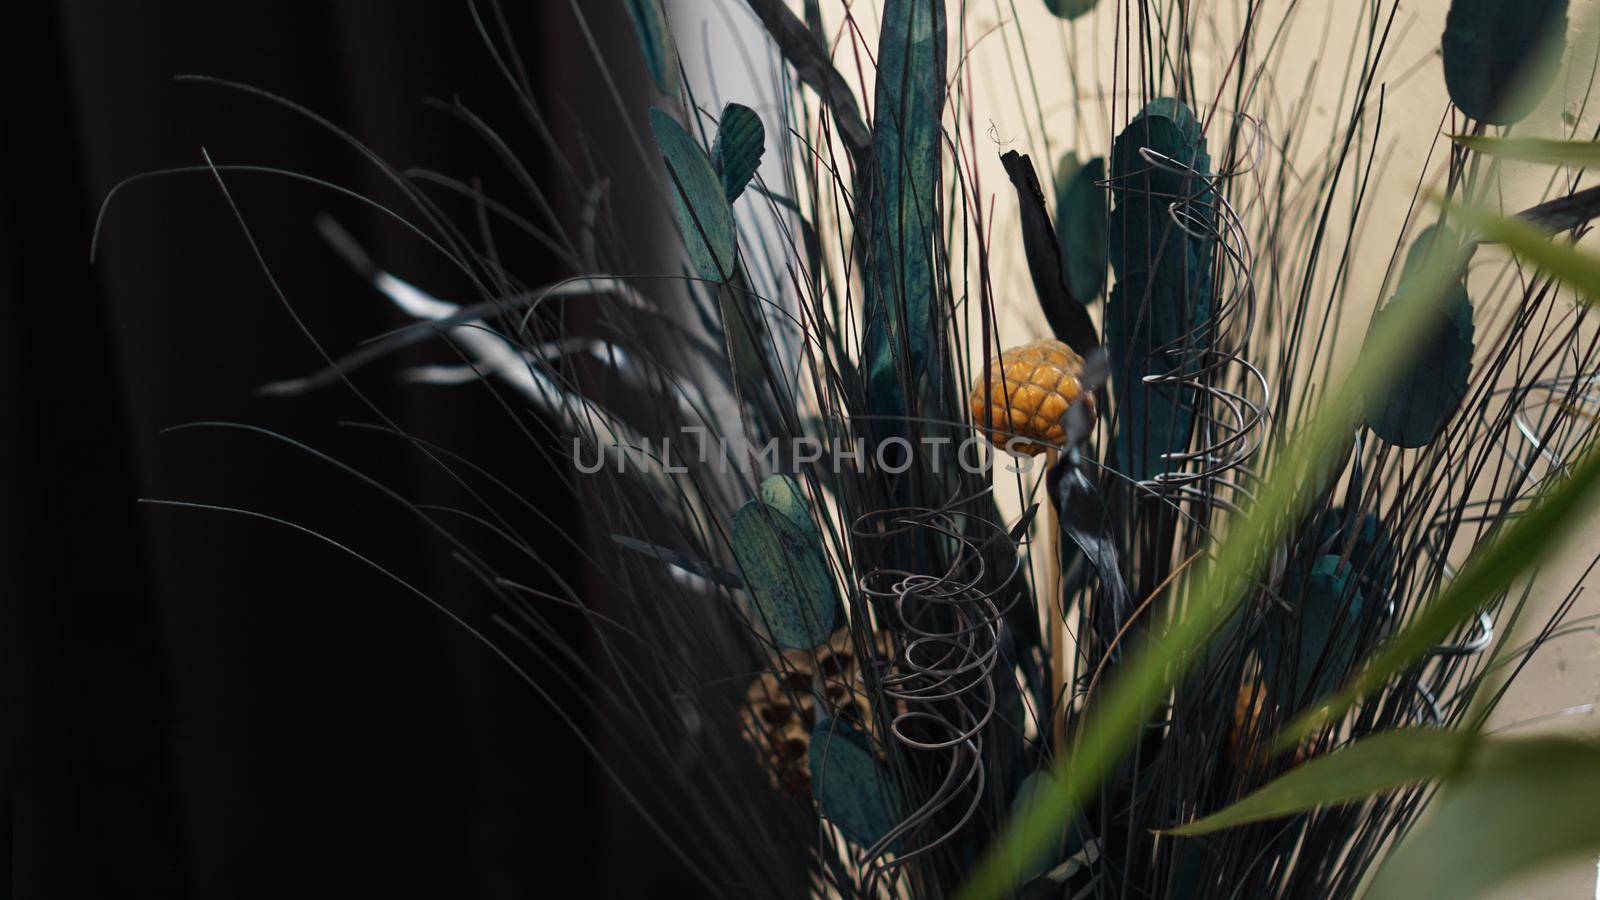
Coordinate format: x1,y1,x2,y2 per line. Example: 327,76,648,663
611,535,743,588
1001,150,1098,350
1049,458,1130,647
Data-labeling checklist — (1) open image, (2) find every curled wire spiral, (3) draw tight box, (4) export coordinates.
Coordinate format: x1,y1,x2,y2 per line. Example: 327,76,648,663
848,498,1027,894
1108,112,1273,512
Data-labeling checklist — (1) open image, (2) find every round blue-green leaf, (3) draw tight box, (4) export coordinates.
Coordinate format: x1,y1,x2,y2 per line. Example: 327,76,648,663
1443,0,1568,125
648,107,738,282
1054,154,1108,305
810,718,901,848
757,474,819,541
711,103,765,203
1363,226,1476,448
733,499,838,649
1043,0,1099,19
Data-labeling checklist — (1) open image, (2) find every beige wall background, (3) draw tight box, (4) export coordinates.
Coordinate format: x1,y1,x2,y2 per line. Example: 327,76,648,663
681,0,1600,894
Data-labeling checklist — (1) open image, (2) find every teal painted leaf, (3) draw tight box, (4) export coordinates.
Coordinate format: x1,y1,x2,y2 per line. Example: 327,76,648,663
1001,150,1098,350
757,474,820,541
1363,225,1476,448
1268,555,1365,705
1107,99,1215,482
810,718,902,848
1043,0,1099,19
649,108,738,282
1054,154,1108,305
623,0,675,93
732,499,839,649
1317,509,1396,599
711,103,765,203
863,0,947,415
1442,0,1568,125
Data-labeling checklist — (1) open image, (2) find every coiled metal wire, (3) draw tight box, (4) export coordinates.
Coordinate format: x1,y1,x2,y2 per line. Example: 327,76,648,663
1107,113,1272,512
848,498,1028,895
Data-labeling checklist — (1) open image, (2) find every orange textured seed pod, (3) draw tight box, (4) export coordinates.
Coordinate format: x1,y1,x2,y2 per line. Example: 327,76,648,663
969,339,1094,456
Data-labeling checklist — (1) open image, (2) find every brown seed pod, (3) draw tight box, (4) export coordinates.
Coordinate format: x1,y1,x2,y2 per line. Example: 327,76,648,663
969,338,1095,456
739,630,893,796
1227,677,1314,770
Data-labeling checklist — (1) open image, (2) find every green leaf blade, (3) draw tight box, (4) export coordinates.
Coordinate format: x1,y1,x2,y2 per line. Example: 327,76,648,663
1453,134,1600,167
1370,737,1600,899
1168,730,1466,836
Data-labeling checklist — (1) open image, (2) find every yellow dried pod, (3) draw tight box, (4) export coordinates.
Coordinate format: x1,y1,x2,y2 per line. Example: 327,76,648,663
969,338,1094,456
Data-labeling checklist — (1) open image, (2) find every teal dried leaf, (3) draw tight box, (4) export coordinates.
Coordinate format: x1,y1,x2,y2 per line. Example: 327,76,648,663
863,0,947,415
1317,509,1396,600
711,103,765,203
1001,150,1099,350
1054,153,1108,305
649,107,738,282
732,499,839,649
1363,225,1476,448
1043,0,1099,19
623,0,675,93
810,718,901,848
758,474,820,540
1442,0,1569,125
1107,99,1215,482
1277,555,1365,704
